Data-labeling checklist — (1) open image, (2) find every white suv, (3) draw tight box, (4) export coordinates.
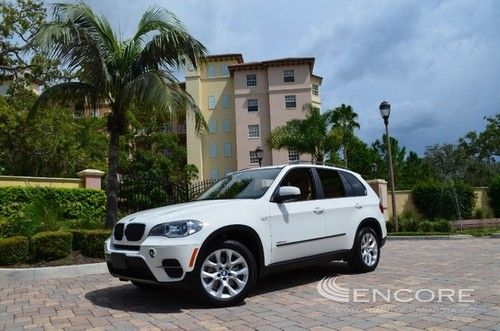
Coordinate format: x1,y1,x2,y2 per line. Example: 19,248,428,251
105,164,387,306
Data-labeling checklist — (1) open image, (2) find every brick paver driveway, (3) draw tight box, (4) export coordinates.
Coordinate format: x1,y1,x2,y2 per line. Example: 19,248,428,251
1,238,499,330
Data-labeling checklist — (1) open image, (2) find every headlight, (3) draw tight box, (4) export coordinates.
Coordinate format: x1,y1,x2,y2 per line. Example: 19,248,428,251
148,220,203,238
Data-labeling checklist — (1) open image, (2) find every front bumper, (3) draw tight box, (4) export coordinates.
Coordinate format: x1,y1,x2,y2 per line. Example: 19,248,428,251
104,238,200,283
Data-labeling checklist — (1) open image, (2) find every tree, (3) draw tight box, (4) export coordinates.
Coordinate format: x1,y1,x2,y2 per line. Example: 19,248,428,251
267,103,340,162
31,3,207,227
327,104,360,167
0,90,107,176
0,0,70,90
459,114,500,161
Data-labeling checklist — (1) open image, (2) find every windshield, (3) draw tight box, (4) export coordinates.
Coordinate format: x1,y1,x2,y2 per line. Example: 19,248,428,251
196,168,282,200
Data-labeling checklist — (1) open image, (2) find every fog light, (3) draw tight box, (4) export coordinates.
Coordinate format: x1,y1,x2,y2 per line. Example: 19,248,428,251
149,248,156,258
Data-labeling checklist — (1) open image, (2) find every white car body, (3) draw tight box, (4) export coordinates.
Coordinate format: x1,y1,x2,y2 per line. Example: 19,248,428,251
105,164,387,286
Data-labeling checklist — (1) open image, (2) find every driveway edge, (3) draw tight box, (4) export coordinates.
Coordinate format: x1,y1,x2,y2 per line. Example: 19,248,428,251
387,234,474,240
0,262,107,282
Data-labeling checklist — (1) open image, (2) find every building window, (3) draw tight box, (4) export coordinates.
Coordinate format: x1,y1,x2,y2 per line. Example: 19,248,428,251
222,95,230,108
209,144,218,159
249,151,259,165
221,64,229,76
246,74,257,86
247,99,258,112
208,95,216,110
207,64,216,78
285,95,296,109
248,124,260,138
284,69,295,82
224,143,232,157
208,119,216,133
210,168,219,181
223,118,231,133
288,149,300,162
312,84,319,96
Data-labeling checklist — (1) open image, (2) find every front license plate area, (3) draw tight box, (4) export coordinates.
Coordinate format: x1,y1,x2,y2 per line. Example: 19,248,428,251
111,253,127,270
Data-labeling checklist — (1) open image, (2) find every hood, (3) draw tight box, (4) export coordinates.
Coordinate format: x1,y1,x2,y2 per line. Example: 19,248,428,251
118,199,251,225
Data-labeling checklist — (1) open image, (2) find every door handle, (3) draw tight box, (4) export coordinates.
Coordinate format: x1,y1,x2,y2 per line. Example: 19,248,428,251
313,207,324,214
355,203,363,209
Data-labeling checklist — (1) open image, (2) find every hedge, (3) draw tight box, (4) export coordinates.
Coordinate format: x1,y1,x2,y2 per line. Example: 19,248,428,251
69,229,86,251
31,231,72,261
0,187,106,222
488,175,500,217
412,181,476,220
81,230,111,258
0,236,29,265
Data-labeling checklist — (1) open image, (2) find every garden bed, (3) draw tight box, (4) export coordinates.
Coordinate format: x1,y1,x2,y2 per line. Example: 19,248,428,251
0,250,104,268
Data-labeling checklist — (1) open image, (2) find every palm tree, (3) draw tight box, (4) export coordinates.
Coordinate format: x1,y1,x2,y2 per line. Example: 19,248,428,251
268,104,339,162
31,3,207,227
327,104,360,167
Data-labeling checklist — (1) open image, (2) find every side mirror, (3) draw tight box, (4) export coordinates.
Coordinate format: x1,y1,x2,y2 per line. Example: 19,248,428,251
275,186,301,203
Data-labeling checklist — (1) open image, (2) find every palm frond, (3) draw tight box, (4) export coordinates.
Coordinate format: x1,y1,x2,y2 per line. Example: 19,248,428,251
121,71,206,133
133,6,207,72
30,81,98,119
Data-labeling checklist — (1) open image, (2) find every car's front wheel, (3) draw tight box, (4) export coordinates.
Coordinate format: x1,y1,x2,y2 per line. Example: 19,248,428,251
348,227,380,273
193,240,257,307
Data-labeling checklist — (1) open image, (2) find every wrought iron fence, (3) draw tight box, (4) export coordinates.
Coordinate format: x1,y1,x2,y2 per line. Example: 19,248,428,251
117,175,215,214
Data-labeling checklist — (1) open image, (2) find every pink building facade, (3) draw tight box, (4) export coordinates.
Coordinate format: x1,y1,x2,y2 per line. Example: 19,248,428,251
230,58,322,169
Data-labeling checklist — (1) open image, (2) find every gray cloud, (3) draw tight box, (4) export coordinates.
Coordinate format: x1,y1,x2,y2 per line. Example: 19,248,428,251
53,0,500,154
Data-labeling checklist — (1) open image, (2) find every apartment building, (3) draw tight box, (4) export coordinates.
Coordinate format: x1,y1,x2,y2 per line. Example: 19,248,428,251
185,54,322,180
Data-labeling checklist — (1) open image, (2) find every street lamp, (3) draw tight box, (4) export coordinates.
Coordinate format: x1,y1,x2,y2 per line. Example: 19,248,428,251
379,101,398,232
255,146,264,167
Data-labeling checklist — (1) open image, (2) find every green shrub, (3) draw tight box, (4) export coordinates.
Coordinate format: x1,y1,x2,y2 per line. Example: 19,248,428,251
0,187,105,224
417,220,433,233
0,236,29,265
31,231,72,261
412,180,476,220
399,218,419,232
472,208,492,220
69,229,86,251
488,175,500,217
432,219,452,233
386,221,395,233
81,230,111,258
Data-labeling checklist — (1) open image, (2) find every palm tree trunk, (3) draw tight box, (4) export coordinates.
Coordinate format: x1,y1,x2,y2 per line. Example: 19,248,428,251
343,146,348,167
105,126,120,228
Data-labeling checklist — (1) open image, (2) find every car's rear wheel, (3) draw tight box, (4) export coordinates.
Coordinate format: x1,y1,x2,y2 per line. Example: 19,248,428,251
348,227,380,273
193,240,257,307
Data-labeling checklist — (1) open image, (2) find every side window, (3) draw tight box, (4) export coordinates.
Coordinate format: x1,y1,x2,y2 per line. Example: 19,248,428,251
316,169,346,199
278,168,315,201
341,172,367,196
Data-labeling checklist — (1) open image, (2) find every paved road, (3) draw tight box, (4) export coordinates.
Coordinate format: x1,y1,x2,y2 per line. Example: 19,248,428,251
1,239,499,330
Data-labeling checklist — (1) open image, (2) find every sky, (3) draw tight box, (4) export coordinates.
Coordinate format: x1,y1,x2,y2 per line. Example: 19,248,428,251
55,0,499,154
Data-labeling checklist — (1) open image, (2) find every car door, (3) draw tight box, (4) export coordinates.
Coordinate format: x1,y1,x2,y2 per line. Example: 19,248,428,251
268,167,328,263
314,168,358,251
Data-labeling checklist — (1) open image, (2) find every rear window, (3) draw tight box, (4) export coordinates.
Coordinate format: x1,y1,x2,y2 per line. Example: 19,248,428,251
341,171,367,197
316,168,345,198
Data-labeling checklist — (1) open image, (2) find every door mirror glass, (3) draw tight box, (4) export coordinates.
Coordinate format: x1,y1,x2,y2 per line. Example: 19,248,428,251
276,186,301,203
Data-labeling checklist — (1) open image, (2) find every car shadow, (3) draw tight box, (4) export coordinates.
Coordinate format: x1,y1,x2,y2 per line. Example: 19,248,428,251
84,261,353,313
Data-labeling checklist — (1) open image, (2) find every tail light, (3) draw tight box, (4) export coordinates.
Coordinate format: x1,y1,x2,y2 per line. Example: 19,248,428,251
379,201,384,214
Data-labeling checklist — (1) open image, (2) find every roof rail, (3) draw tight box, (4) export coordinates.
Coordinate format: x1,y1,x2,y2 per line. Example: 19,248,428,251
288,160,338,167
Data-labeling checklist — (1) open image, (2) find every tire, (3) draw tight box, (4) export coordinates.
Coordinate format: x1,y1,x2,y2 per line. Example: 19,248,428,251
193,240,257,307
131,281,161,290
348,227,380,273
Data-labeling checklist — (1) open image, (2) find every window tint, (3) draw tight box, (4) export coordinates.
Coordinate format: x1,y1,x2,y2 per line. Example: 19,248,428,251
279,168,315,201
341,171,367,196
316,169,345,198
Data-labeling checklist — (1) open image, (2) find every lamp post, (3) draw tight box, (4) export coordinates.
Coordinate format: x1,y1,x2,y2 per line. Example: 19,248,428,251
379,101,398,232
255,146,264,167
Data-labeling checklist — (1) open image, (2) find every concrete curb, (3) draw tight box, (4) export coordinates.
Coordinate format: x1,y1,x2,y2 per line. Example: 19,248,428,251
0,262,107,282
491,233,500,238
387,234,474,240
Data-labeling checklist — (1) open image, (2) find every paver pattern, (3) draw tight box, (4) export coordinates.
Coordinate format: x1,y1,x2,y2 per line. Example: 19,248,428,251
1,238,499,330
